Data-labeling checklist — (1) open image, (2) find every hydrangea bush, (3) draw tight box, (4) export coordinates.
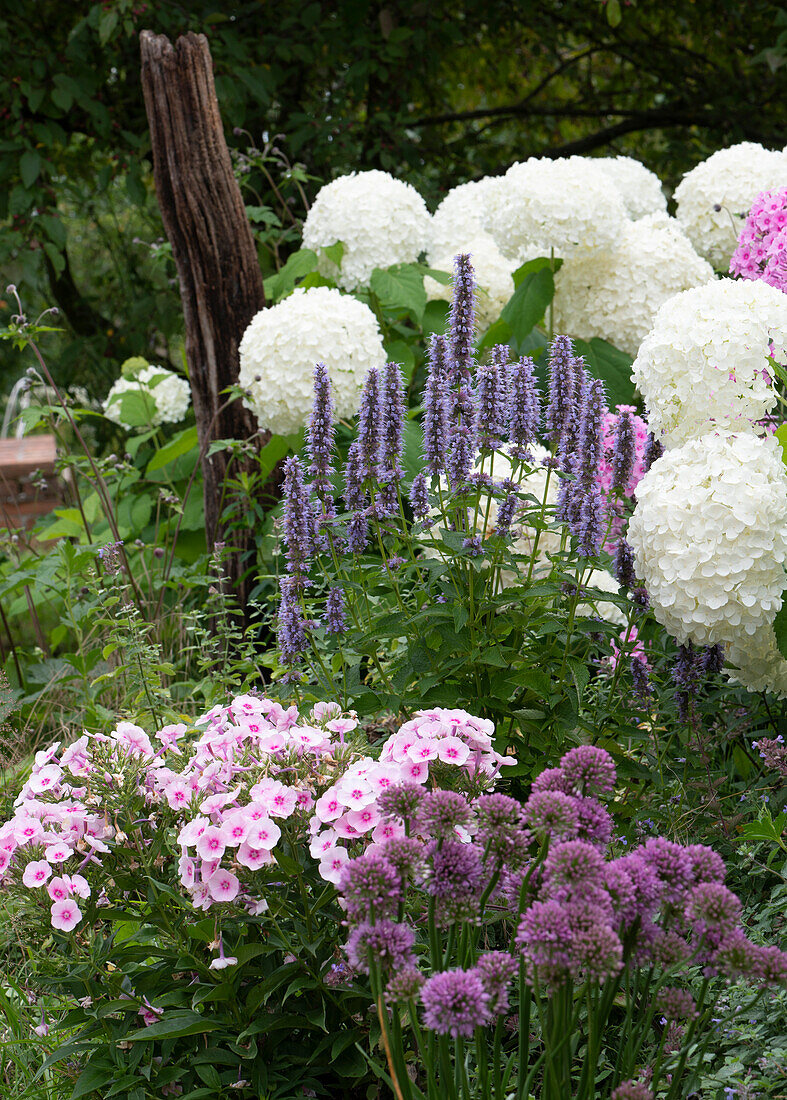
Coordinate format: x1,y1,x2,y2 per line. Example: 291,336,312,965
103,361,191,429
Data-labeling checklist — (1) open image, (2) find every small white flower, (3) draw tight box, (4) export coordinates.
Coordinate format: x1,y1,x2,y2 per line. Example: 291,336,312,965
238,286,386,435
302,170,431,290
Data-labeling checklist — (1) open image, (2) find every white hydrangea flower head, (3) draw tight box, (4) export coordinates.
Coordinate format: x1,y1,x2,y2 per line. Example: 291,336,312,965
627,431,787,647
238,287,386,436
591,156,667,220
485,156,629,263
674,143,787,269
103,365,190,428
301,170,431,290
553,218,714,356
631,279,787,446
424,236,516,329
428,177,504,257
725,627,787,699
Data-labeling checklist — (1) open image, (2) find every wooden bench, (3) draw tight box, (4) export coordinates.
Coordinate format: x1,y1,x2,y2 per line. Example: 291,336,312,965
0,436,62,530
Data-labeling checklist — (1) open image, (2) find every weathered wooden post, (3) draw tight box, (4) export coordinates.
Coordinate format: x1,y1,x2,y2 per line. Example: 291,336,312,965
139,30,266,616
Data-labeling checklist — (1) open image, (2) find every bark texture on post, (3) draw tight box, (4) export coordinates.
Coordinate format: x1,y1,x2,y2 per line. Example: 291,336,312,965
139,30,265,615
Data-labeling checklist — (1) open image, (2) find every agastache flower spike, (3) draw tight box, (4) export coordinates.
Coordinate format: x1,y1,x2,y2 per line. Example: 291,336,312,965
377,361,406,518
357,367,383,479
345,510,369,553
577,378,607,492
324,586,348,635
282,456,313,580
546,335,578,443
611,411,636,493
448,253,476,383
277,576,308,665
408,471,430,519
423,338,450,475
508,355,541,460
613,538,637,588
306,362,335,499
343,442,365,510
643,431,663,472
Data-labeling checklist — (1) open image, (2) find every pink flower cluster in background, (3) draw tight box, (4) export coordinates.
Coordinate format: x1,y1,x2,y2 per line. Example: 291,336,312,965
0,698,514,930
730,187,787,292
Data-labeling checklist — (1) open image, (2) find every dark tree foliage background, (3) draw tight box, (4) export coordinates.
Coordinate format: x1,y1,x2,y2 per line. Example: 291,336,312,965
1,0,785,390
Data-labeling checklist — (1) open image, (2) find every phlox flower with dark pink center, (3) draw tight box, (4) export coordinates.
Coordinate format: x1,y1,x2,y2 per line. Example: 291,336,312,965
318,845,349,885
345,919,416,974
22,860,51,888
50,898,81,932
421,968,490,1038
45,843,71,866
207,867,240,902
47,876,70,903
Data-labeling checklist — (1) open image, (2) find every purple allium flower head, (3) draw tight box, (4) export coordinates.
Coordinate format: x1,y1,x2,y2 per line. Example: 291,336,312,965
614,537,637,588
475,952,518,1015
386,966,425,1002
571,919,623,981
324,586,347,635
306,362,335,496
685,882,742,945
377,781,426,824
277,576,308,665
345,509,369,554
713,928,765,981
408,471,430,519
448,254,477,383
546,335,578,443
560,745,616,797
611,1082,654,1100
357,366,383,479
508,355,541,460
611,411,636,494
523,790,580,841
646,928,691,969
574,796,614,847
379,836,424,879
612,852,661,926
685,844,726,886
475,792,524,832
516,899,573,983
603,863,637,922
421,968,490,1037
643,431,663,473
338,850,401,921
282,455,314,578
754,943,787,984
543,840,606,899
655,986,698,1021
423,336,450,475
476,355,508,450
345,919,416,974
530,767,573,796
640,837,695,905
427,839,484,925
701,643,725,675
416,790,473,839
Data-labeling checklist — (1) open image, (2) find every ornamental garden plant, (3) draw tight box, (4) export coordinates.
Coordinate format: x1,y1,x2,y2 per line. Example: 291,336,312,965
4,138,787,1100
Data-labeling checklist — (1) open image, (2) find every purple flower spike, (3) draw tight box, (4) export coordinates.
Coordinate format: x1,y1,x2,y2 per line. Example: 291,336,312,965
357,367,383,479
643,431,663,472
508,355,541,460
446,425,475,491
423,347,450,475
546,335,578,442
448,254,477,382
577,378,608,492
409,471,430,519
324,586,347,635
282,455,313,579
345,510,369,554
377,361,406,517
577,483,604,557
306,362,335,497
343,441,365,510
476,355,508,450
613,538,637,588
611,411,635,493
277,576,308,665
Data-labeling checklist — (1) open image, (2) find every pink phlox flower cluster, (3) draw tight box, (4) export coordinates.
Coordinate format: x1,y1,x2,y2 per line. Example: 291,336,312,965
606,625,650,674
731,187,787,291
